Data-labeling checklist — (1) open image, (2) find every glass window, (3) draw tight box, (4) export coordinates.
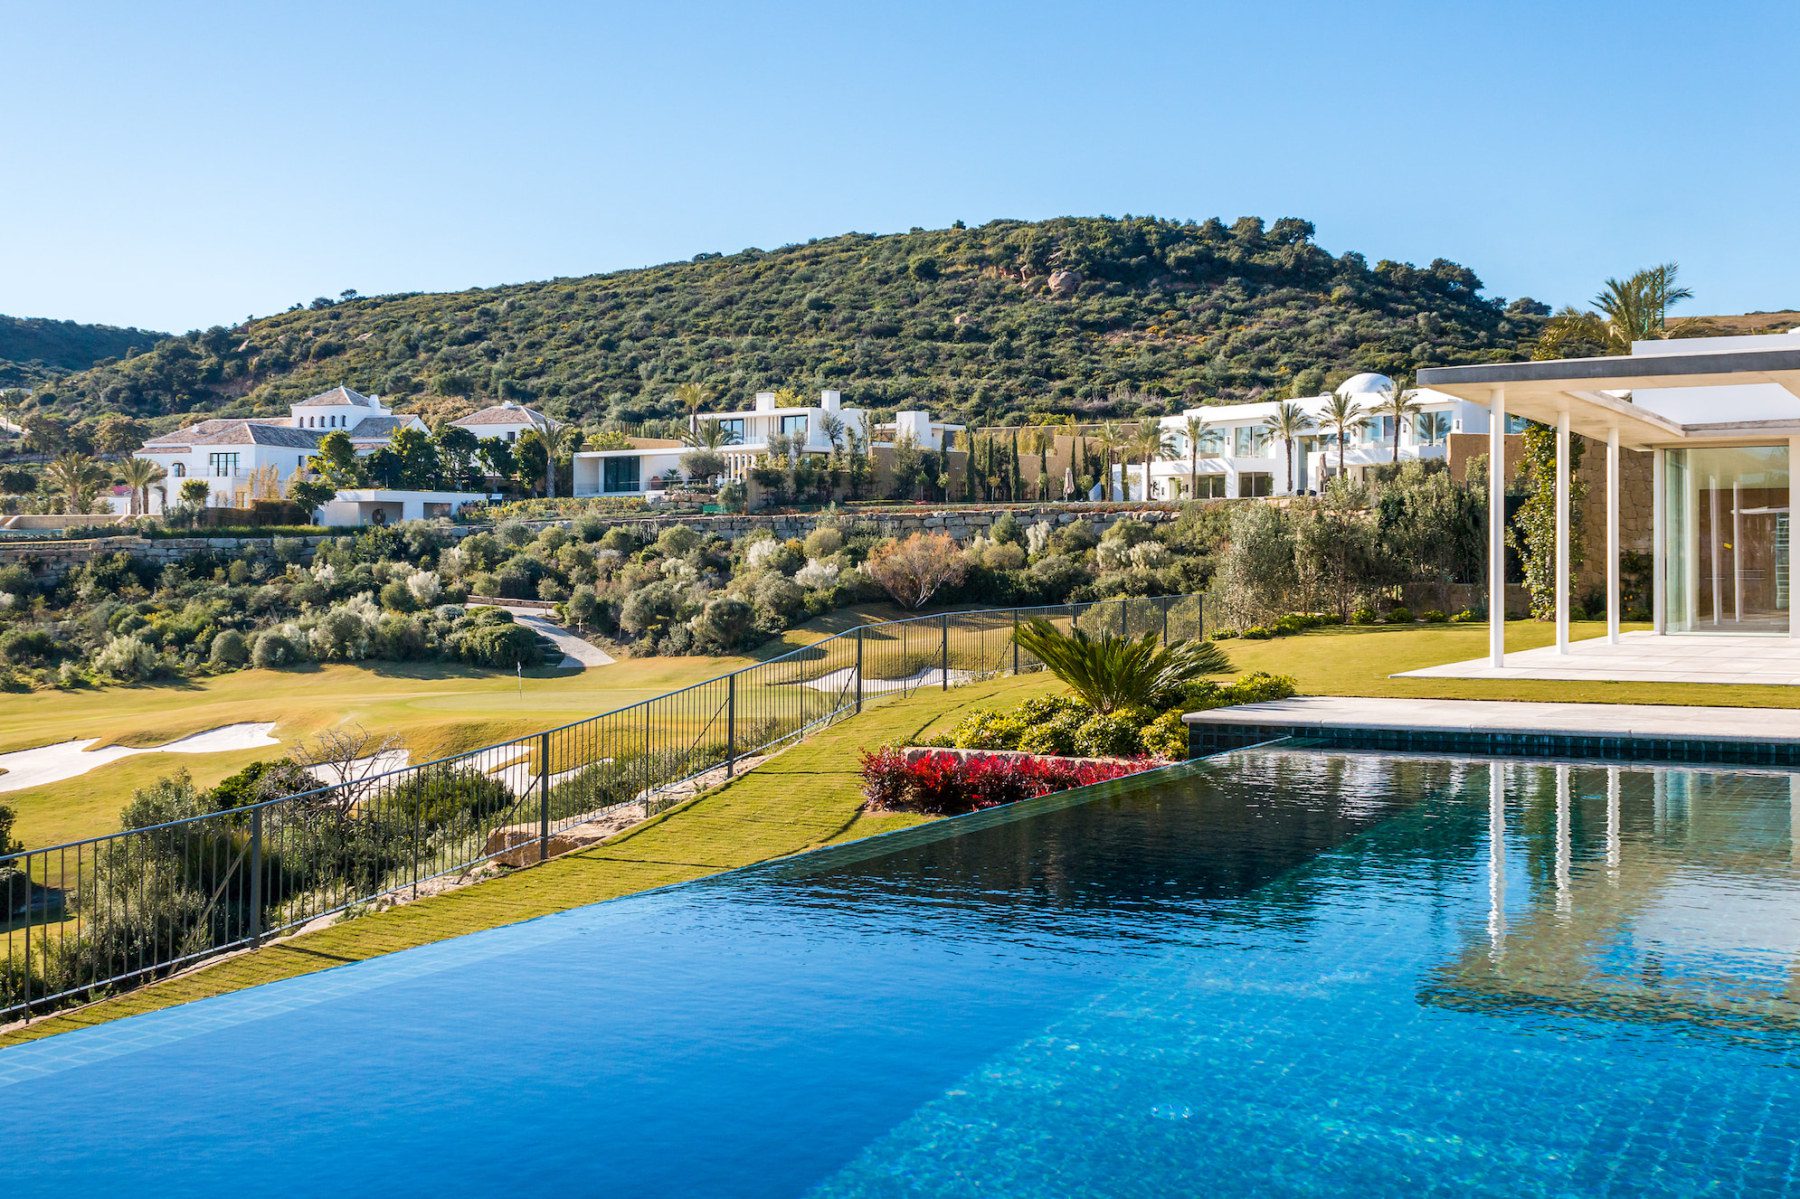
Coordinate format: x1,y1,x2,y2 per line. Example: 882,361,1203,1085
1231,427,1268,457
208,453,239,477
778,414,808,438
172,462,186,477
1238,472,1273,498
602,456,641,493
1665,445,1789,633
716,418,746,445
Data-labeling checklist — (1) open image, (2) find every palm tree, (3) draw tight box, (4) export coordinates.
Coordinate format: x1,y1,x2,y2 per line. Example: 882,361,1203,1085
672,382,707,439
1371,377,1421,464
1261,401,1313,494
44,452,107,515
545,423,583,499
1534,262,1697,359
118,457,166,516
1011,618,1231,714
1181,414,1212,500
1321,392,1366,483
1130,419,1177,501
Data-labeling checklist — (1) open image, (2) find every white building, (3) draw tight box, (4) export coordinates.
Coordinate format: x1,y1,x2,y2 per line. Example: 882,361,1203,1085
1128,373,1498,500
449,401,554,444
136,386,429,508
571,390,962,498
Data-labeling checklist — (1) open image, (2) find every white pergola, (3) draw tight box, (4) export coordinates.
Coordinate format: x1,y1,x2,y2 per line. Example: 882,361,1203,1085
1417,339,1800,667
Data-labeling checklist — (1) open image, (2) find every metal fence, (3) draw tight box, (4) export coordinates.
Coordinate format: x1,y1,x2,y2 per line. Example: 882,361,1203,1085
0,593,1202,1023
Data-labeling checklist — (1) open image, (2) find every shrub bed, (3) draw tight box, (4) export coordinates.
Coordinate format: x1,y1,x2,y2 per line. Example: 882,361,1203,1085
860,747,1158,815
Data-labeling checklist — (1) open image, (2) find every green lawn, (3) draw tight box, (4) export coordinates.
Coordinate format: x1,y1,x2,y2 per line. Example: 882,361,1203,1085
0,672,1052,1047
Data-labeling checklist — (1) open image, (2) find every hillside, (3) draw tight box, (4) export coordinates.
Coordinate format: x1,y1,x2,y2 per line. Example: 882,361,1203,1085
21,216,1548,428
0,314,167,390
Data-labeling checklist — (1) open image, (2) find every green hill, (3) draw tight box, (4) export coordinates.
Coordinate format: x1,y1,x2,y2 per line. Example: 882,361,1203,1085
0,314,168,389
21,216,1547,428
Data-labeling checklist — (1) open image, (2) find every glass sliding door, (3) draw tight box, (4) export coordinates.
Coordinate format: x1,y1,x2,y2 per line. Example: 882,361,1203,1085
1664,445,1790,633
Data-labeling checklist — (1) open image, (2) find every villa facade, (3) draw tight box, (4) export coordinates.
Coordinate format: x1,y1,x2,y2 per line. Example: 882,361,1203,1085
571,390,963,497
1125,373,1503,500
135,387,429,509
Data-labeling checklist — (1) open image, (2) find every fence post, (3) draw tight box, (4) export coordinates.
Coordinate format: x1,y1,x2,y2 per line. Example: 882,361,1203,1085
854,627,864,714
940,614,950,691
1119,598,1128,638
1011,610,1020,676
537,732,550,863
642,704,654,815
725,672,737,777
1161,595,1170,646
248,807,264,946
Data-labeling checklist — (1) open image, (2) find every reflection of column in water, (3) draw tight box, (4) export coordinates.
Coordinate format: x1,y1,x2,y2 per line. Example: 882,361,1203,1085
1607,766,1622,879
1555,763,1572,917
1653,769,1668,834
1791,775,1800,864
1488,761,1506,961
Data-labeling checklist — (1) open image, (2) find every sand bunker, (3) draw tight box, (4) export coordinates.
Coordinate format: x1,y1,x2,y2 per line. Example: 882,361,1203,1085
795,666,979,696
0,722,281,795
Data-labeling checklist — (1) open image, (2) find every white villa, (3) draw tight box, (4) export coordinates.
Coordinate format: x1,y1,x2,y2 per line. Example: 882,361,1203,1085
571,390,962,498
133,386,490,524
1406,327,1800,684
449,401,554,444
1126,373,1502,500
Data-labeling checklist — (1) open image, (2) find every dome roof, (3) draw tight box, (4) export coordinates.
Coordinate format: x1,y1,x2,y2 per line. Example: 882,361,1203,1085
1336,371,1396,398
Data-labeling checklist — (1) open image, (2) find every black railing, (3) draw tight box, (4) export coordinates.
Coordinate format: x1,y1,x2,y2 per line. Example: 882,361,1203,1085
0,593,1202,1023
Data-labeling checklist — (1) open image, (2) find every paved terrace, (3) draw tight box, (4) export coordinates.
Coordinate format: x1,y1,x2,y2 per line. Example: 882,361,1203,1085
1185,696,1800,760
1396,632,1800,687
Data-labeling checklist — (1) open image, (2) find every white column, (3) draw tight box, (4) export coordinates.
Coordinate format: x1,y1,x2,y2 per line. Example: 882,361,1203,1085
1488,387,1507,668
1652,449,1666,633
1733,480,1743,624
1790,436,1800,640
1606,428,1620,644
1709,474,1721,626
1555,410,1570,654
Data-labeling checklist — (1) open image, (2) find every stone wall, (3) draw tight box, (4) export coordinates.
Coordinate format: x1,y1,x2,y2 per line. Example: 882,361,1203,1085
0,534,337,582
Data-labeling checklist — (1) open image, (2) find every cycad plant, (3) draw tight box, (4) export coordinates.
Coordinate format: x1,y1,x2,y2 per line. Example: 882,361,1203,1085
1012,617,1231,714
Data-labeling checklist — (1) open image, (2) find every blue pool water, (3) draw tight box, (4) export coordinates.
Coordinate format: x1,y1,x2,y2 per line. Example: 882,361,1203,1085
10,747,1800,1197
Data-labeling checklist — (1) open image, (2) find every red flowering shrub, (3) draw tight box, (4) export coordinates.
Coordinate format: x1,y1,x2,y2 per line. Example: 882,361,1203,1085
860,748,1157,815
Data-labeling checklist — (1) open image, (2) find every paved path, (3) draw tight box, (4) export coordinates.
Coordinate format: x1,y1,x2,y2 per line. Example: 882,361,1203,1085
499,606,614,669
1184,696,1800,744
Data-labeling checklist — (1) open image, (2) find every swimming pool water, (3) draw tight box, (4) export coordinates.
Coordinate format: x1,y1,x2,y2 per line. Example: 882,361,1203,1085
9,747,1800,1196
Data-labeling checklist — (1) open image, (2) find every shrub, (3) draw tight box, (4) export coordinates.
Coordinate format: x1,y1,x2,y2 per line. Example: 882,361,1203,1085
1384,606,1414,624
950,709,1028,750
1449,607,1479,623
251,628,303,669
454,610,546,669
94,634,160,682
690,595,756,651
389,767,516,832
1140,710,1189,760
1419,609,1449,624
865,532,967,609
859,748,1157,815
208,629,249,666
1348,606,1377,625
1240,626,1273,640
1074,711,1146,758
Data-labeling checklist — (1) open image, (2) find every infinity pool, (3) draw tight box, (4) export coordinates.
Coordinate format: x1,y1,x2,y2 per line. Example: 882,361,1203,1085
9,747,1800,1196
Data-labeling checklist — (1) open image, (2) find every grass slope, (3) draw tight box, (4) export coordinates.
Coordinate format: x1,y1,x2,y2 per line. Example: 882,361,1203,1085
0,673,1044,1047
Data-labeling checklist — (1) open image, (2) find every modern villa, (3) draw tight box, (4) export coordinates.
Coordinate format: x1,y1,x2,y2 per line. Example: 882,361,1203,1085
570,389,962,498
1416,327,1800,682
1126,373,1502,500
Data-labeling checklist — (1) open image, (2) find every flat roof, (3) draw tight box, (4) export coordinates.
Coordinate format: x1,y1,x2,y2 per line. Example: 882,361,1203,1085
1418,348,1800,449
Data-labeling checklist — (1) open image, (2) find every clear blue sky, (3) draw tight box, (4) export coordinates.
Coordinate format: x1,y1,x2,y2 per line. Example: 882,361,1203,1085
5,0,1796,333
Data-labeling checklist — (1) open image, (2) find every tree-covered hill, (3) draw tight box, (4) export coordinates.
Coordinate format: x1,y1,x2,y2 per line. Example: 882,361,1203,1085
0,314,168,389
22,216,1548,429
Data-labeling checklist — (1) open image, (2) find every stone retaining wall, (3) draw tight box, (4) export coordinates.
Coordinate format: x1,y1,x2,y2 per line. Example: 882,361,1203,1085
523,502,1189,543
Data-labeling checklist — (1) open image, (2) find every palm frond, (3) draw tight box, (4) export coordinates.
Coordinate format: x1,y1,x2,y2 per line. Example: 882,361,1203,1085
1012,617,1231,714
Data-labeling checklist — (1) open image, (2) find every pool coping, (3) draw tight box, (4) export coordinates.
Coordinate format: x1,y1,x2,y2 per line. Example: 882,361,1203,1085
1184,696,1800,767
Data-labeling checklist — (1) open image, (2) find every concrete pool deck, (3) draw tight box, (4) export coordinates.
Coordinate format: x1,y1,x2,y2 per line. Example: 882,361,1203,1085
1395,631,1800,686
1185,696,1800,761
